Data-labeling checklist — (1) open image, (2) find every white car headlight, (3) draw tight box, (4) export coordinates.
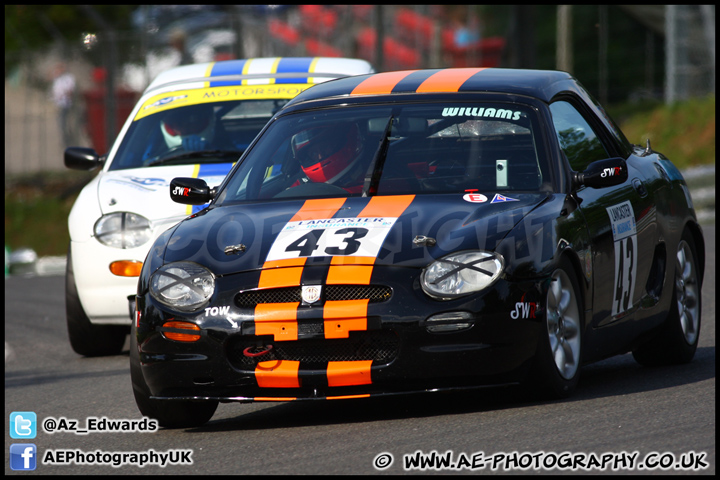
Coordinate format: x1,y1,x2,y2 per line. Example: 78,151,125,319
421,251,504,300
94,212,152,249
150,262,215,312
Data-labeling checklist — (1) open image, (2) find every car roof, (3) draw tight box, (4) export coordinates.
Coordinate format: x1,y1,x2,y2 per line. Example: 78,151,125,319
284,67,582,107
143,57,375,96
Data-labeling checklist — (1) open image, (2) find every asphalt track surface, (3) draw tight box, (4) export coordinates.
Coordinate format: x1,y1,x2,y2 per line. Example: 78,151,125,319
4,225,715,475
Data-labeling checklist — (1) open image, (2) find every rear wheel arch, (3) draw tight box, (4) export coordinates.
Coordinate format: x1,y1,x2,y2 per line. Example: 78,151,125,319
683,221,705,287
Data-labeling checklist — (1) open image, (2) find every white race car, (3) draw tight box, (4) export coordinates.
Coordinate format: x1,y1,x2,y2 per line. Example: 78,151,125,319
64,57,375,356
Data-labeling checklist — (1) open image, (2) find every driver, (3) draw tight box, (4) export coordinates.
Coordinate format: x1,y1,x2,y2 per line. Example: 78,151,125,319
290,122,366,193
161,104,218,151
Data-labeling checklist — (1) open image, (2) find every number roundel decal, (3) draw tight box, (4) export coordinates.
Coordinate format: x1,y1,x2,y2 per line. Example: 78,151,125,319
265,217,398,262
606,200,637,316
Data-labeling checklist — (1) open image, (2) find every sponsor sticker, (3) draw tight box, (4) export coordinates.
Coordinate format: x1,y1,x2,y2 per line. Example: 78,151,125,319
441,107,524,121
463,193,488,203
490,193,519,203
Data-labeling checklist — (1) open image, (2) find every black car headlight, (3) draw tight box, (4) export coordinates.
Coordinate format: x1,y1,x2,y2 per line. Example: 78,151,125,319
149,262,215,312
421,251,504,300
94,212,152,249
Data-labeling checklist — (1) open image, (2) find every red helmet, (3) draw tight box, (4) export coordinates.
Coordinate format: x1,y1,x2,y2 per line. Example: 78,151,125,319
292,123,362,183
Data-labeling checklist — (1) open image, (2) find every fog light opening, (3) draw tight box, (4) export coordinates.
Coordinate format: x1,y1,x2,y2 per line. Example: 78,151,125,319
162,321,201,342
425,311,474,333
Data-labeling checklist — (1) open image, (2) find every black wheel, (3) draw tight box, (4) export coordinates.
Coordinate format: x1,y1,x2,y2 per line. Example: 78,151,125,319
526,256,583,399
66,247,127,357
632,230,701,366
130,324,218,428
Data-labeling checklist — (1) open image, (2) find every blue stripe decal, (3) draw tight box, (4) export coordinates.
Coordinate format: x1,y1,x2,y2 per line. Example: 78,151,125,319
192,162,235,214
209,59,248,87
209,60,248,77
275,57,314,84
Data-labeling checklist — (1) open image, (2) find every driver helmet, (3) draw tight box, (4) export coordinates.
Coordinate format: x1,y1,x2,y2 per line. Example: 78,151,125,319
291,123,362,184
161,104,215,148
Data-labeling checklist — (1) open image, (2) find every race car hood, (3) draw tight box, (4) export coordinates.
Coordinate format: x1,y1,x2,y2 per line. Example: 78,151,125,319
161,192,556,275
96,163,234,222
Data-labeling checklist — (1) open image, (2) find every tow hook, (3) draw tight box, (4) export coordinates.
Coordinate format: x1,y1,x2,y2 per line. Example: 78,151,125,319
243,344,274,357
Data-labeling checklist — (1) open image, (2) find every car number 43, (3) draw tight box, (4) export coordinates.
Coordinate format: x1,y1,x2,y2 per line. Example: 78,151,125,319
606,200,638,316
265,217,398,261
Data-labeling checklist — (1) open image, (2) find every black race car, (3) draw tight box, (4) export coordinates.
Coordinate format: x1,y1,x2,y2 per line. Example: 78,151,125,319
131,68,705,428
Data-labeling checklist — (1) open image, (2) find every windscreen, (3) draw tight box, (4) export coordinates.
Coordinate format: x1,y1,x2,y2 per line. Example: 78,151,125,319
216,102,551,203
108,99,289,171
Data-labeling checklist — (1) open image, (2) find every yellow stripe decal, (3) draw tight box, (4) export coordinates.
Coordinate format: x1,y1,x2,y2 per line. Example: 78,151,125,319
203,62,216,88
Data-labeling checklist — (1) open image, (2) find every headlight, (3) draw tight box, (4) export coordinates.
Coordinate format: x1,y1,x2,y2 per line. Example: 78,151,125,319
150,262,215,312
94,212,152,249
421,251,504,300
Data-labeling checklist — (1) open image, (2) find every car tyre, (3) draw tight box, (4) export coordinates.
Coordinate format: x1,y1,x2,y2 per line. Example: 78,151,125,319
130,323,218,428
66,247,127,357
526,256,583,399
632,230,701,366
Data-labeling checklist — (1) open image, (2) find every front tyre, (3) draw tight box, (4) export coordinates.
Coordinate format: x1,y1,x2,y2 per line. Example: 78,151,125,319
130,323,218,428
632,230,701,366
526,256,583,399
66,246,127,356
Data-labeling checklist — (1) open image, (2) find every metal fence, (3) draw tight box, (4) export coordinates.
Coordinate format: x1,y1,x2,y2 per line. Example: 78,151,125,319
5,5,715,176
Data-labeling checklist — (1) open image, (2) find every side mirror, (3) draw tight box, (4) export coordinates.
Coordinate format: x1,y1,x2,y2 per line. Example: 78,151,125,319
64,147,102,170
170,177,215,205
573,157,628,190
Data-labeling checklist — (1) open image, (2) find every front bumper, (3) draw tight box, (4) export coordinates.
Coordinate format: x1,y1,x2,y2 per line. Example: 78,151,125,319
135,267,546,401
71,239,141,325
70,220,181,325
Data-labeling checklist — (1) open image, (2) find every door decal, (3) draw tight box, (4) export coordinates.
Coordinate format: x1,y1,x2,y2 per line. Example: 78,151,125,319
606,200,637,316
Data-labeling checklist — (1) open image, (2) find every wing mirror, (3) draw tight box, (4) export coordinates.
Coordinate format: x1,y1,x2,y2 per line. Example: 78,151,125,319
64,147,103,170
573,157,628,190
170,177,216,205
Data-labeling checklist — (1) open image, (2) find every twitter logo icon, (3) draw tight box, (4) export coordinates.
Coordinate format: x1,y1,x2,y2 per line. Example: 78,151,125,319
10,412,36,439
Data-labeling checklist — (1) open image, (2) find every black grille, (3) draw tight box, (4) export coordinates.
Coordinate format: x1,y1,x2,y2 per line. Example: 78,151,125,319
226,330,399,369
235,285,392,308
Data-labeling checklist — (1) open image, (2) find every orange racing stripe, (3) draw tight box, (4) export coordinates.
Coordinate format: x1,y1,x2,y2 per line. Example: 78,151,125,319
326,256,375,285
359,194,415,218
290,197,346,222
254,196,415,388
255,360,301,388
323,195,415,340
258,257,306,289
326,360,373,387
323,299,369,339
254,302,299,341
350,70,416,95
327,394,371,400
255,198,347,344
416,68,486,93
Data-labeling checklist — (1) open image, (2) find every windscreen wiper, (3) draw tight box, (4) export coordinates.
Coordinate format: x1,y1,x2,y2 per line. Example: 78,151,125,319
361,116,394,197
146,150,243,167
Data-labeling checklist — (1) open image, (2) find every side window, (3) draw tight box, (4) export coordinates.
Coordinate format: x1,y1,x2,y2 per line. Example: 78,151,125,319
549,100,608,172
